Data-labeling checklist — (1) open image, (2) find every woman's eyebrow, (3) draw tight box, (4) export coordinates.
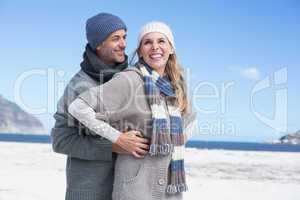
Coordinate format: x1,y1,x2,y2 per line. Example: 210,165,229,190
143,37,166,41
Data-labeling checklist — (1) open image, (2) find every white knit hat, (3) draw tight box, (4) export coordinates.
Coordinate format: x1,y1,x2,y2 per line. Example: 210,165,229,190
137,21,175,49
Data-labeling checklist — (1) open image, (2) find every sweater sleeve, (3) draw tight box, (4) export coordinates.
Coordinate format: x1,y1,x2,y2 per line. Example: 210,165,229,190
68,71,136,143
68,98,121,143
51,80,114,161
184,119,198,143
183,99,198,143
51,114,114,161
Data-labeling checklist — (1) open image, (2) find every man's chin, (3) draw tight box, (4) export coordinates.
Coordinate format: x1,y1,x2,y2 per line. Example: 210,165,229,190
115,56,126,64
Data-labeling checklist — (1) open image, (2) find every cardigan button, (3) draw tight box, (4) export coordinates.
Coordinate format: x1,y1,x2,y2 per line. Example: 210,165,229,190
158,179,165,185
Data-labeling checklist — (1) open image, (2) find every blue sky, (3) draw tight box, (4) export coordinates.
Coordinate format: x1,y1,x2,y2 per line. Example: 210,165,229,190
0,0,299,142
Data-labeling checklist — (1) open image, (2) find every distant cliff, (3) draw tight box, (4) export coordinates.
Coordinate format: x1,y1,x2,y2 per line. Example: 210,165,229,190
0,95,46,134
279,130,300,145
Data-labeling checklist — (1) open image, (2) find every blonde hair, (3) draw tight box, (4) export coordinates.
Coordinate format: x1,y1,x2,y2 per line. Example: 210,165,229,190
165,53,188,114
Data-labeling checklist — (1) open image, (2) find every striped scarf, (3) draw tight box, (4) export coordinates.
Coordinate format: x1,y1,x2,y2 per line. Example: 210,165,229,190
137,60,187,194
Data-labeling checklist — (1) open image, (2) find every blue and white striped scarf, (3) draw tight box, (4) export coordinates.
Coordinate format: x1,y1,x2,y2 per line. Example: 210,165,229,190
137,60,187,194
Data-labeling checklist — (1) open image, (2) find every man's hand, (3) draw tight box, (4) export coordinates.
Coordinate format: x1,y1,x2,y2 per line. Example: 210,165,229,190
112,143,130,154
114,130,149,158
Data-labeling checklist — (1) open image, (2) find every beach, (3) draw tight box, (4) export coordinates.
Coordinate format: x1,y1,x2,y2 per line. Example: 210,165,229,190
0,142,300,200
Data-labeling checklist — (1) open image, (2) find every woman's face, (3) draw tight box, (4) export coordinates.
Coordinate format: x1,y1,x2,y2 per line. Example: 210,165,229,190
138,32,173,75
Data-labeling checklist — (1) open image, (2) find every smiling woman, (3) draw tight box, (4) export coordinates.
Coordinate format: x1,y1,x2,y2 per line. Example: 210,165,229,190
138,32,173,75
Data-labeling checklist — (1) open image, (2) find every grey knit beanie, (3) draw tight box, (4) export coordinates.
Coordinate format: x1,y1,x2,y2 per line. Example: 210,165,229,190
86,12,127,50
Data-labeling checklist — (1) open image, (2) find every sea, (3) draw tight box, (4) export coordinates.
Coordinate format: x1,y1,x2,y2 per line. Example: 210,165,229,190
1,133,300,152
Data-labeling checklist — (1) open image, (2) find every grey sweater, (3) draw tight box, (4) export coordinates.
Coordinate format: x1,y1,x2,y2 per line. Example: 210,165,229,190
51,70,116,200
68,68,197,200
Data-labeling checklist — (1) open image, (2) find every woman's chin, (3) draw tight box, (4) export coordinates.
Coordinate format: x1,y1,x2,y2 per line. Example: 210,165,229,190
147,61,165,69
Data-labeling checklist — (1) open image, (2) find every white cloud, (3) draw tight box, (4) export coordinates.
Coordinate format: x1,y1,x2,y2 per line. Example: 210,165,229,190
240,67,260,81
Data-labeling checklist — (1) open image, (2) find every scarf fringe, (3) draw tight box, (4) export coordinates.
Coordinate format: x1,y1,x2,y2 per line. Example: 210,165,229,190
149,144,174,156
166,183,188,194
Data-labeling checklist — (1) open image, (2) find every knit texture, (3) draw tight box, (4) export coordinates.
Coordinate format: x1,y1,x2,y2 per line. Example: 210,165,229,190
138,21,175,49
137,60,187,194
86,12,127,50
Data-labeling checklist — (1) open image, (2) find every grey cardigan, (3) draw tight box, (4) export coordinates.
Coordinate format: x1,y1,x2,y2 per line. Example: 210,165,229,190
69,68,197,200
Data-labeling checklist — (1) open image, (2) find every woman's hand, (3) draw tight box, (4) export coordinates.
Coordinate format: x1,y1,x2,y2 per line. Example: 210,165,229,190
114,130,149,158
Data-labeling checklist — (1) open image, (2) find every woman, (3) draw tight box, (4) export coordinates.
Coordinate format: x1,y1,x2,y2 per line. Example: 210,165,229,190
68,21,197,200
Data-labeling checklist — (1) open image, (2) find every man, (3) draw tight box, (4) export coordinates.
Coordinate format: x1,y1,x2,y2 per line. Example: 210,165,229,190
51,13,148,200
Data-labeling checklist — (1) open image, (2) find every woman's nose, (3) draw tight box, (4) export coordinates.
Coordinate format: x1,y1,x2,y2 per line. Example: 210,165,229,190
151,42,159,50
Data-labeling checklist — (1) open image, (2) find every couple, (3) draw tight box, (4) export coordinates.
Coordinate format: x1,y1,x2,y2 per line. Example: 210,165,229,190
51,12,197,200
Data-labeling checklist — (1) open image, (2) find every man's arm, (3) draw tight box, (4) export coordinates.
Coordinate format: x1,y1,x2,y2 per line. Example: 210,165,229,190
51,77,115,161
51,112,114,161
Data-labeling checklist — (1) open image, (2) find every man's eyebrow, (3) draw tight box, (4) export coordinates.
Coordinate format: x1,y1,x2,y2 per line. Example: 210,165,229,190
111,34,127,39
111,35,120,38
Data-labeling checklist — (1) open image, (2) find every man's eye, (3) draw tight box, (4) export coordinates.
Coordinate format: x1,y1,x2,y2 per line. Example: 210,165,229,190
111,37,119,41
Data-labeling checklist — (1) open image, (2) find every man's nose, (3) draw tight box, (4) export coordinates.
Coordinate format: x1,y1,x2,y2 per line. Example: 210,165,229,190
119,38,126,48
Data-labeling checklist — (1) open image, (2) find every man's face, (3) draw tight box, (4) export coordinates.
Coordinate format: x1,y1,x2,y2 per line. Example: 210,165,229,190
96,29,127,66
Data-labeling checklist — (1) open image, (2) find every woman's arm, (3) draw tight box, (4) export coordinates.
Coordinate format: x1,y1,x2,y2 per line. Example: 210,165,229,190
68,98,149,157
183,98,198,143
68,98,121,143
184,119,198,143
68,71,149,157
51,82,114,161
